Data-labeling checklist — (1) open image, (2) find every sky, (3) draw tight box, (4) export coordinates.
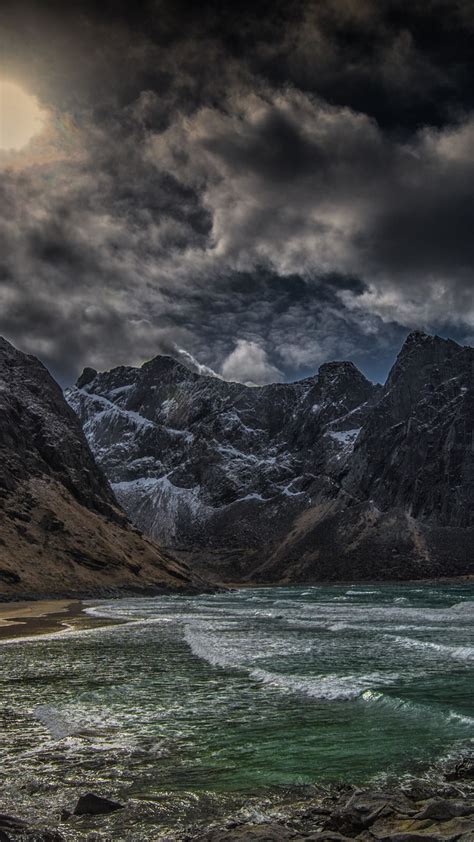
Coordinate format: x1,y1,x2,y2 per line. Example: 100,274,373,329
0,0,473,386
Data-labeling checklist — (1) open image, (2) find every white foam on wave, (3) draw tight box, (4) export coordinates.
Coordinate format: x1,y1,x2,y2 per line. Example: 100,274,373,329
34,705,77,739
328,622,357,631
450,601,474,613
83,605,183,627
286,619,333,630
33,704,121,741
386,634,474,661
183,622,312,669
361,692,474,731
249,669,401,701
183,624,249,668
183,616,406,701
84,605,140,620
448,711,474,727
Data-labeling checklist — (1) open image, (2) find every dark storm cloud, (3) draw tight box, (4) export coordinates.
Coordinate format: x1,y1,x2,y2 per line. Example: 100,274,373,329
151,88,474,312
0,0,473,384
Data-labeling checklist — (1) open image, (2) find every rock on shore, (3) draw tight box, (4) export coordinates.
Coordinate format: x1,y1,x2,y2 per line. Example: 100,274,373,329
190,759,474,841
1,759,473,840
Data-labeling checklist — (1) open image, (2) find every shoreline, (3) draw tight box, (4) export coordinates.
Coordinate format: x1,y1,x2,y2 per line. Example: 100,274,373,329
0,576,471,641
0,599,125,641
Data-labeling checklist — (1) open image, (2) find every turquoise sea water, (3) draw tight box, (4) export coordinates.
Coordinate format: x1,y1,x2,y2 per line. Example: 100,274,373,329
0,583,473,838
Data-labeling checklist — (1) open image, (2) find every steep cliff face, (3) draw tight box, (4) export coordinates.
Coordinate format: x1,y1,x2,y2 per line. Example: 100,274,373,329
257,332,474,583
344,332,473,524
67,332,474,583
0,337,193,596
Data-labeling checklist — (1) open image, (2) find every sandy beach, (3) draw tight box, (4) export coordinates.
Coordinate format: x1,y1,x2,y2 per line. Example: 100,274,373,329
0,599,123,641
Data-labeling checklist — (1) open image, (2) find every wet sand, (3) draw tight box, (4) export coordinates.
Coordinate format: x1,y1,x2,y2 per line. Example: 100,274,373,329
0,599,124,641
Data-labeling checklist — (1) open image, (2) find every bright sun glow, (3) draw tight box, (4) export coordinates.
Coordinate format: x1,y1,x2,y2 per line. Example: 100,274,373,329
0,80,46,151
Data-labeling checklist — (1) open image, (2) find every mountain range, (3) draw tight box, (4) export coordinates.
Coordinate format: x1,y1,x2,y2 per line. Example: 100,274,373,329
66,331,474,584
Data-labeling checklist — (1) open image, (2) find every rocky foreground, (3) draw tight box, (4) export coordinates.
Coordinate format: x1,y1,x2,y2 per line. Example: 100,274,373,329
192,759,474,842
1,758,473,841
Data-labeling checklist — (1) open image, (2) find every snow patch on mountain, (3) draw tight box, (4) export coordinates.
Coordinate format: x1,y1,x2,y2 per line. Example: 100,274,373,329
113,476,211,543
328,429,361,446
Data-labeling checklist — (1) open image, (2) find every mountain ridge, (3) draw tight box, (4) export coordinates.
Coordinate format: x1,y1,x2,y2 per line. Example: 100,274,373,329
67,331,474,583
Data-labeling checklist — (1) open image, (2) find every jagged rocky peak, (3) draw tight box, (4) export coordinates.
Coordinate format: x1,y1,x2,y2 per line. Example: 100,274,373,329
399,329,455,351
318,359,368,385
294,361,380,446
75,353,200,413
387,331,462,387
77,366,98,389
312,360,377,404
0,335,20,359
140,353,198,381
394,329,461,362
381,331,468,421
0,335,50,378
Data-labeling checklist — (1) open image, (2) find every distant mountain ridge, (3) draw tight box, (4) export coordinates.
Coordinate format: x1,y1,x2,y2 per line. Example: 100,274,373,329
67,331,474,583
0,336,193,596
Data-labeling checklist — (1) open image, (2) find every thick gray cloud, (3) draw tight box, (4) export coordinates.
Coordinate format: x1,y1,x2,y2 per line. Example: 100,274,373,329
151,89,474,320
0,0,473,385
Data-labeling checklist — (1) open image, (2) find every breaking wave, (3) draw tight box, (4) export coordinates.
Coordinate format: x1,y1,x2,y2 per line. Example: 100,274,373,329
249,669,400,701
386,634,474,661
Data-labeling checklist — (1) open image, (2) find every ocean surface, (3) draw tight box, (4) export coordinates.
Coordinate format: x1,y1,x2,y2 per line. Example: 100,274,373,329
0,583,473,839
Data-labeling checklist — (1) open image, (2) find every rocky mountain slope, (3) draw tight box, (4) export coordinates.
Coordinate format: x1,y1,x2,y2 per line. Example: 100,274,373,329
0,337,193,596
67,332,474,583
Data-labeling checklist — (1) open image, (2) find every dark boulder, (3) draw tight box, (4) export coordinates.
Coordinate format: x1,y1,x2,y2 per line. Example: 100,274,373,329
195,825,303,840
0,814,27,831
324,789,416,835
73,793,125,816
0,814,64,842
415,798,474,822
377,831,448,842
444,757,474,782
